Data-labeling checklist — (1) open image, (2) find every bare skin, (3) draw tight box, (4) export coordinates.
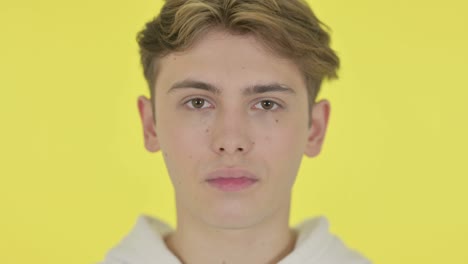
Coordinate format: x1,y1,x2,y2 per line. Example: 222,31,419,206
137,29,330,264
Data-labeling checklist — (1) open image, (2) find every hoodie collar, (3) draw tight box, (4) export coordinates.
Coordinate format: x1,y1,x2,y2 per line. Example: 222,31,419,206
105,214,336,264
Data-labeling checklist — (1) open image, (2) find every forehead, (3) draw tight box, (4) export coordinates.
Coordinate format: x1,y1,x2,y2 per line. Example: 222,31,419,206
154,29,306,95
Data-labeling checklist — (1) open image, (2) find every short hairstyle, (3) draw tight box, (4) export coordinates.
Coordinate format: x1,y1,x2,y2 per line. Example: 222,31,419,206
137,0,340,127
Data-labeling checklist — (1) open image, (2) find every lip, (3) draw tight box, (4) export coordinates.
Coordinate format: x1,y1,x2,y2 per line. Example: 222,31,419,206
205,168,260,192
205,168,259,181
206,177,258,192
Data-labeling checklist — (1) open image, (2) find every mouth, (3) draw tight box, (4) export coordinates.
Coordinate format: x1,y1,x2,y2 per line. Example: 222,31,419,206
206,177,258,192
205,168,259,181
205,168,259,192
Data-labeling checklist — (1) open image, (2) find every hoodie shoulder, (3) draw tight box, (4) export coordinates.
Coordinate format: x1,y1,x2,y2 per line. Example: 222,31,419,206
279,216,372,264
99,215,181,264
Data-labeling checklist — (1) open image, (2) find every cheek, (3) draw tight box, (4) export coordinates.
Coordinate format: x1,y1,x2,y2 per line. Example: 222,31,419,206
267,124,307,185
160,125,208,188
163,115,210,158
260,119,307,158
260,127,292,152
256,117,306,147
171,129,206,153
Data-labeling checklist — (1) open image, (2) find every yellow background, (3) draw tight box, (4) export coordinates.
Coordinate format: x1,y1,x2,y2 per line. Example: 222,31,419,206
1,0,467,263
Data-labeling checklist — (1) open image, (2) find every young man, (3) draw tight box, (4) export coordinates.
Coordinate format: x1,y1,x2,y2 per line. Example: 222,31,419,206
102,0,372,263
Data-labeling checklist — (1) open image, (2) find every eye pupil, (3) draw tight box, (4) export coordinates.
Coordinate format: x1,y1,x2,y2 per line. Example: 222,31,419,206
191,98,204,108
262,100,273,109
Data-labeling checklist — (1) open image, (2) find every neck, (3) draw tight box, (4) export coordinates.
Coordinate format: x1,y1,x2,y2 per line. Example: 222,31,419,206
163,203,297,264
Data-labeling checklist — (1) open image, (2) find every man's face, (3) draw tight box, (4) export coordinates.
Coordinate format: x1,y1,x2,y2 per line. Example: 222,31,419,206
138,29,330,229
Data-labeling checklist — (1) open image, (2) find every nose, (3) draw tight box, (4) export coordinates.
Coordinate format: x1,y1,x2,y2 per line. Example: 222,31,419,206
210,110,253,155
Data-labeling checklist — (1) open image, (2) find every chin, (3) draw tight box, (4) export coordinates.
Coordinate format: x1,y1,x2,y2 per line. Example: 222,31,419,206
198,205,264,230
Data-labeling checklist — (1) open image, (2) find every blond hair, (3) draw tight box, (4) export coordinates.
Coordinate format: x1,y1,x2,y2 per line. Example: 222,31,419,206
137,0,340,126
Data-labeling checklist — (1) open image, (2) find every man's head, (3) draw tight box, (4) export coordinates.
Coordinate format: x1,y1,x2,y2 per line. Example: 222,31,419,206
136,0,339,229
138,0,339,128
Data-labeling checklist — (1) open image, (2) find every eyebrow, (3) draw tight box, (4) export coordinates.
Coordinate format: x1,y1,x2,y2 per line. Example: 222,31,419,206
167,78,297,96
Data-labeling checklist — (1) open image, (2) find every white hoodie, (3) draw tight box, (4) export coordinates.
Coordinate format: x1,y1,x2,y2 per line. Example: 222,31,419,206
100,215,372,264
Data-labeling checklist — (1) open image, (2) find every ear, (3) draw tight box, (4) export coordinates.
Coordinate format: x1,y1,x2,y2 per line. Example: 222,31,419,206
137,96,160,152
304,99,331,157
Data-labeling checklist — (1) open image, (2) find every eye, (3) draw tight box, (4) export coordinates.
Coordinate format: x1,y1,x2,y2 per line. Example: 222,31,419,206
183,97,282,111
184,97,213,110
254,100,282,111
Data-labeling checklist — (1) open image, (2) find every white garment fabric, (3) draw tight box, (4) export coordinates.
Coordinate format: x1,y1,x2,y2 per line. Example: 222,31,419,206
100,215,372,264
